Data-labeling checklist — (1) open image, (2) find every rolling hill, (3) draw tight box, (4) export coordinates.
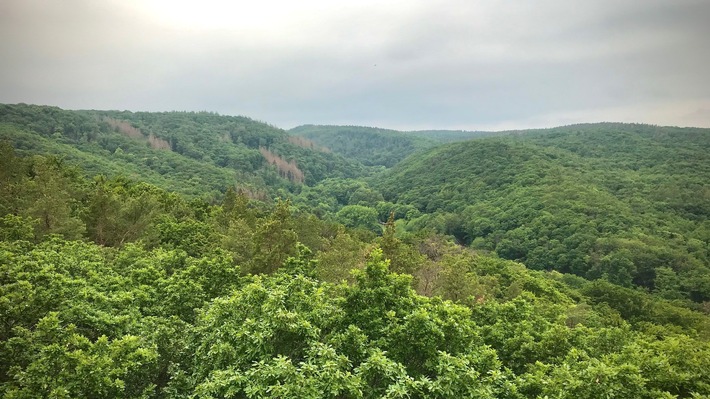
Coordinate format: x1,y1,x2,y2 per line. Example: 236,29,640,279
290,124,439,168
3,105,710,398
290,124,519,168
0,104,371,199
373,123,710,301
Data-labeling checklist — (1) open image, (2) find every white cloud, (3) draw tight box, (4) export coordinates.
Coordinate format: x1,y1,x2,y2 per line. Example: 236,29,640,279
1,0,708,129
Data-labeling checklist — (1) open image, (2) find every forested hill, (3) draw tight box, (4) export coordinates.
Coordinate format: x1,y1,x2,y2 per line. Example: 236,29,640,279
374,123,710,303
289,124,516,168
2,143,710,398
3,106,710,397
290,124,440,167
0,104,370,199
404,129,503,142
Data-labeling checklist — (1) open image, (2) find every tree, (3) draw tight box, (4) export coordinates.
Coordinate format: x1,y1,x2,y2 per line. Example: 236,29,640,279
653,266,684,300
336,205,380,233
2,313,158,399
24,156,85,240
83,175,120,245
0,141,28,216
379,213,424,275
250,199,298,274
589,249,636,287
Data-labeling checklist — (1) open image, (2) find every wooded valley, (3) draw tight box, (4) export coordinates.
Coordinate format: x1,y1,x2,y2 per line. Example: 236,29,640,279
1,103,709,398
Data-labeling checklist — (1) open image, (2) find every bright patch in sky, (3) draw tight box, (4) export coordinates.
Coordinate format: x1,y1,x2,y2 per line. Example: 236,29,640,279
1,0,709,130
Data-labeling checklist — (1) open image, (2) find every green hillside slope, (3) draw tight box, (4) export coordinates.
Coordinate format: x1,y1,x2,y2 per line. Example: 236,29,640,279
403,129,504,142
374,123,710,302
2,144,709,398
0,104,370,198
3,107,710,397
290,124,439,167
289,124,549,168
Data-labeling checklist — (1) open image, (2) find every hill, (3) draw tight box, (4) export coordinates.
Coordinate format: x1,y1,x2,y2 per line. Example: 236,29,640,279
2,143,710,398
290,124,439,168
374,123,710,302
3,109,710,397
0,104,371,199
403,128,504,142
289,124,546,168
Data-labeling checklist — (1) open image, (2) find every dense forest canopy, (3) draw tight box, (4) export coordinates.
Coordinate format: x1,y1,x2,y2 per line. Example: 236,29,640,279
289,125,439,167
0,104,371,200
1,104,710,398
289,124,528,168
373,124,710,302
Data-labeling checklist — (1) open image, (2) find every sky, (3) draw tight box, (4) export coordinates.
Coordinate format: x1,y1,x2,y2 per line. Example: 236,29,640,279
1,0,709,131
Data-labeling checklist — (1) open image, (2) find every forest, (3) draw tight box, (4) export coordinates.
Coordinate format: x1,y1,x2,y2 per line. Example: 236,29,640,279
1,103,710,398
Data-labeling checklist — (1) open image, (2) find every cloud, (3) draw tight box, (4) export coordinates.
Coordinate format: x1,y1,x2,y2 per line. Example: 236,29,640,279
1,0,709,130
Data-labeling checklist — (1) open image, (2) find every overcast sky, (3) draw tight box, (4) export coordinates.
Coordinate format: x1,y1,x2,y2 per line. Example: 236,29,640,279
1,0,709,131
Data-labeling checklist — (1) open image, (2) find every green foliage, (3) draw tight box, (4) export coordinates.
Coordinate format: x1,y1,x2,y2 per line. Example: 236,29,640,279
379,215,425,276
291,124,438,167
1,104,372,199
336,204,381,233
314,227,365,283
2,108,710,398
4,313,158,399
248,199,299,274
290,123,517,168
0,215,35,242
291,124,515,168
375,123,710,303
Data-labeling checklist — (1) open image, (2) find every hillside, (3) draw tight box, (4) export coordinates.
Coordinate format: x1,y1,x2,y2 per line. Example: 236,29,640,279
374,123,710,303
5,106,705,304
2,105,710,397
2,142,710,398
0,104,371,199
290,124,524,168
403,129,504,142
290,124,439,167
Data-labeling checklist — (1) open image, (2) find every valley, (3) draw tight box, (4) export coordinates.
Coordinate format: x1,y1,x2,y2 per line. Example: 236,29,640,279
1,104,709,398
